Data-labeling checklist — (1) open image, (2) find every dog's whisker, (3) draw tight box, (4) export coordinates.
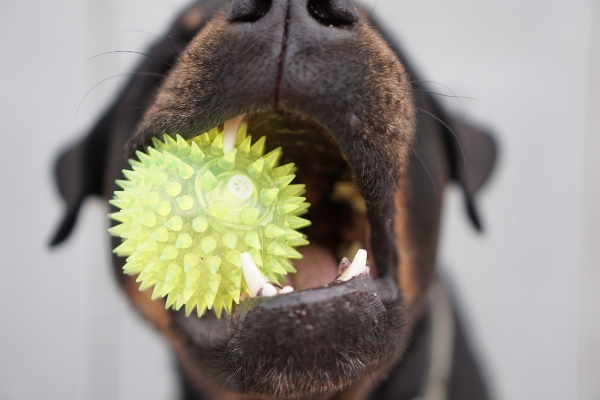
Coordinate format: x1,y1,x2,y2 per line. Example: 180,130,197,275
75,72,166,120
167,35,186,61
410,146,438,194
121,29,187,61
80,50,172,68
416,106,468,186
121,28,165,42
415,89,480,102
412,80,469,118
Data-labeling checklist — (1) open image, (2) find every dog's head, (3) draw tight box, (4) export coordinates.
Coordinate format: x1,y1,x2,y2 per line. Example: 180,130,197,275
51,0,496,398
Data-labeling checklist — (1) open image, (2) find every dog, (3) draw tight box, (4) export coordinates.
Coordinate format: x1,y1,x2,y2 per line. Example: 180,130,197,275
51,0,497,398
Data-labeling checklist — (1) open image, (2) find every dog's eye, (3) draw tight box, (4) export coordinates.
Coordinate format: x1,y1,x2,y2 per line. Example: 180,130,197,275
308,0,359,27
227,0,273,23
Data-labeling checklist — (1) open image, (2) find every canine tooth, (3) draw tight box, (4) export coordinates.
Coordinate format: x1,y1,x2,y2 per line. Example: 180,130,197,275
223,115,245,153
241,252,269,297
279,286,294,294
339,249,368,281
259,283,278,297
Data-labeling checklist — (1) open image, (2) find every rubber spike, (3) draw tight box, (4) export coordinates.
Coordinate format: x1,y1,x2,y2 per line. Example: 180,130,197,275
250,136,266,157
178,161,194,179
283,184,306,196
245,232,261,250
259,188,279,206
275,174,295,188
199,170,218,191
247,157,264,178
210,134,224,154
151,201,171,216
176,134,191,154
176,195,194,211
218,149,237,170
163,134,176,149
263,148,282,169
237,136,252,156
286,215,311,229
190,142,205,163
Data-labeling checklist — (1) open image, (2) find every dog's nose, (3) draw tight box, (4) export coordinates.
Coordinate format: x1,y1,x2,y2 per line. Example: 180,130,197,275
227,0,272,22
307,0,359,26
227,0,359,26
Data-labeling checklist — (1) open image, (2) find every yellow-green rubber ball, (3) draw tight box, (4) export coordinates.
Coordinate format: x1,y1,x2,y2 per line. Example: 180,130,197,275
109,125,310,317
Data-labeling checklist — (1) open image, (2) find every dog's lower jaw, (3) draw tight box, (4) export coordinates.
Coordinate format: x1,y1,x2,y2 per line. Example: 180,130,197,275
168,297,419,400
165,275,407,400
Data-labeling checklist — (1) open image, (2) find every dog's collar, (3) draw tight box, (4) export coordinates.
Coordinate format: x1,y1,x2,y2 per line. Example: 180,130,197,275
413,280,456,400
368,280,455,400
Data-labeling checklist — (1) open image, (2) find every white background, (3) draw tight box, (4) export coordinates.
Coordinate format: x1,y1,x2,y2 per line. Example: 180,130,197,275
1,1,598,399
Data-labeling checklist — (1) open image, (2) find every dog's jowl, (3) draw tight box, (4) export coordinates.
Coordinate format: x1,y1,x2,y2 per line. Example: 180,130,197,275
51,0,497,399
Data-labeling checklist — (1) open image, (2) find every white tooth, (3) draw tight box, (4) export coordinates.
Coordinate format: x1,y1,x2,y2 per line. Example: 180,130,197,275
223,114,245,153
339,249,368,281
241,252,268,297
279,286,294,294
260,283,278,297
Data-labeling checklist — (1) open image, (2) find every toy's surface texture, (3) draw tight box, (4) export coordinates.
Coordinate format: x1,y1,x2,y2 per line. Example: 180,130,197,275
109,121,310,317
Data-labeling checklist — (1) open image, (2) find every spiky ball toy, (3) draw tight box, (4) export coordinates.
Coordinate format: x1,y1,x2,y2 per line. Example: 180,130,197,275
109,122,310,317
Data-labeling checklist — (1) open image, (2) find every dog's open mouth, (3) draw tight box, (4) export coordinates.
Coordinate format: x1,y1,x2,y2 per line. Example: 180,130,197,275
115,4,416,395
167,110,406,397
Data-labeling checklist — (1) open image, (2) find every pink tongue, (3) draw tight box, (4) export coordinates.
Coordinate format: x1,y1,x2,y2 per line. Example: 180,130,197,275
284,244,339,291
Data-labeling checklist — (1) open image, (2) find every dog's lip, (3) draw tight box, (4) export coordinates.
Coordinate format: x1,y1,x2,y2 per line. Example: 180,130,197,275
173,274,399,349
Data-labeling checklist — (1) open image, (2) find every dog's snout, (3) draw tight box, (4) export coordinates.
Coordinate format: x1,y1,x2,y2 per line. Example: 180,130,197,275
227,0,273,22
308,0,359,26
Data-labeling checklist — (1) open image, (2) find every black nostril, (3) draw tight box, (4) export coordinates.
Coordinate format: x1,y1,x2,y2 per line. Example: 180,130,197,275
308,0,359,27
227,0,273,22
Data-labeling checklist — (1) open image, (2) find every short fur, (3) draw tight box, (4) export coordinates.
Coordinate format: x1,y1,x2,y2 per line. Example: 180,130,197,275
51,0,496,399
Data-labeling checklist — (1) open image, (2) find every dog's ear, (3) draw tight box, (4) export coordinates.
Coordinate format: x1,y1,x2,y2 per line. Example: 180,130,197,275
49,0,227,246
50,116,111,246
443,116,497,231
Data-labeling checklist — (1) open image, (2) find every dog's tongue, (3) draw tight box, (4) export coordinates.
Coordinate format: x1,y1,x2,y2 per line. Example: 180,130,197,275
287,244,339,290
